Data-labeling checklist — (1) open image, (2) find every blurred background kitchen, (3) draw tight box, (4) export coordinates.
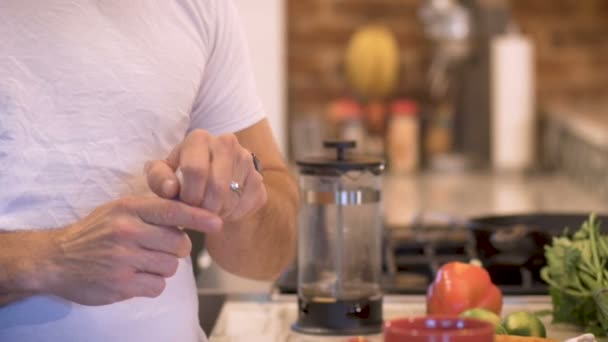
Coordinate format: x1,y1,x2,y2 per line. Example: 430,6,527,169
196,0,608,337
287,0,605,181
198,0,608,304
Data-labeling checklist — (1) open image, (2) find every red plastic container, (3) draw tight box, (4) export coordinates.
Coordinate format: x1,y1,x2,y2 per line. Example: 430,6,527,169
384,316,495,342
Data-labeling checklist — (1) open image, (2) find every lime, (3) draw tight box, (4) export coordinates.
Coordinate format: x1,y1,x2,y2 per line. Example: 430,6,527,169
460,308,506,334
495,324,508,335
502,311,547,337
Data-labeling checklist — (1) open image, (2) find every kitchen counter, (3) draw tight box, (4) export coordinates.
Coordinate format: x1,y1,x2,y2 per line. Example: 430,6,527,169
383,171,608,227
208,295,600,341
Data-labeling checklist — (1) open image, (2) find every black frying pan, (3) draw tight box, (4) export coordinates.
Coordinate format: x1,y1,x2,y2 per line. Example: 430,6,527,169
469,213,608,256
467,213,608,291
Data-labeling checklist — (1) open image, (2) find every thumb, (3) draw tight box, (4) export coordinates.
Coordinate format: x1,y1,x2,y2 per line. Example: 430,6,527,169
145,160,180,199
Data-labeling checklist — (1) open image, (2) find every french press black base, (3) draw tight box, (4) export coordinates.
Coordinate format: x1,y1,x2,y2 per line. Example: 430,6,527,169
292,295,383,335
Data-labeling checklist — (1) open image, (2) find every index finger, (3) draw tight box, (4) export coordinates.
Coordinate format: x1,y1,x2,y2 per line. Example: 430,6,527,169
127,197,222,233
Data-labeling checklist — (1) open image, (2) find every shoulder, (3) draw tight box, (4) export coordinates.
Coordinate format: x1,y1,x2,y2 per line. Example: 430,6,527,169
174,0,240,50
176,0,238,25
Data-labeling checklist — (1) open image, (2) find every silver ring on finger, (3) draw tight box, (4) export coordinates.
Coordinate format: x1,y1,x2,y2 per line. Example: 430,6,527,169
229,180,242,197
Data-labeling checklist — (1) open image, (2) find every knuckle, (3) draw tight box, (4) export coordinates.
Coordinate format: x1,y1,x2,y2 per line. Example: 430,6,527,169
177,234,192,258
147,279,166,297
180,163,208,178
258,187,268,204
219,134,238,149
151,254,178,277
114,197,134,212
104,287,127,304
214,181,230,200
190,129,209,141
160,201,181,223
114,271,135,295
252,171,264,184
202,198,222,215
139,252,155,272
106,272,120,287
119,289,135,301
166,257,180,277
241,149,253,164
110,292,127,304
112,215,132,229
110,217,137,241
109,245,130,264
249,173,264,188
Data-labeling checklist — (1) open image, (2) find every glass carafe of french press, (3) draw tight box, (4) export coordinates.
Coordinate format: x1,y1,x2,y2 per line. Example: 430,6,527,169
293,141,385,335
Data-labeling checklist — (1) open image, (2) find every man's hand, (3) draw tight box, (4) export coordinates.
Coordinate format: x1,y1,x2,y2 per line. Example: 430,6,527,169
144,129,268,222
41,196,221,306
140,120,297,281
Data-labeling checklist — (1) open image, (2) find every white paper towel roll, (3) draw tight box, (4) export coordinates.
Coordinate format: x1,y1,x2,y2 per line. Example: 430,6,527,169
491,32,536,171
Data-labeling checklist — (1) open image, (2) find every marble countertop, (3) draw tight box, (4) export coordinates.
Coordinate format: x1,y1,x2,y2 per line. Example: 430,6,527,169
382,172,608,227
208,295,602,341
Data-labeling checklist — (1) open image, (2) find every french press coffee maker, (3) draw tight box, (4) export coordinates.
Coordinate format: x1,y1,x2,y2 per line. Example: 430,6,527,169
293,141,385,335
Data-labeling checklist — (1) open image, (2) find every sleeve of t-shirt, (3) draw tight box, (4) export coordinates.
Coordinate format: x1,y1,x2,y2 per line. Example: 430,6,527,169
189,0,265,136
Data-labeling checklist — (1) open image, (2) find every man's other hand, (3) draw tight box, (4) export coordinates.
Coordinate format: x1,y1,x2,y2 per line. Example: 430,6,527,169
44,196,221,306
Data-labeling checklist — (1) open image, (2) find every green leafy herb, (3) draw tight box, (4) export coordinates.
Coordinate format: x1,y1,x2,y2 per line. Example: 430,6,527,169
541,214,608,336
595,289,608,333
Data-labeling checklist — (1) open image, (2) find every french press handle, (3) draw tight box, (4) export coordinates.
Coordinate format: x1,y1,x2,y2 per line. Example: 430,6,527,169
323,140,356,161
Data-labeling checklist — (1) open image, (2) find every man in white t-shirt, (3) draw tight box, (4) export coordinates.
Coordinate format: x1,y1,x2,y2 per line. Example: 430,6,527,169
0,1,298,341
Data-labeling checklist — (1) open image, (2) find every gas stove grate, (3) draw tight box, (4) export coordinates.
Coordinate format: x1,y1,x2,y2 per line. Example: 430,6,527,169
382,222,548,295
276,223,550,296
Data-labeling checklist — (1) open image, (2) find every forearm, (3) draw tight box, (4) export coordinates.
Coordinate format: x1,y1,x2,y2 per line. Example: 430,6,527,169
206,168,299,280
0,229,60,306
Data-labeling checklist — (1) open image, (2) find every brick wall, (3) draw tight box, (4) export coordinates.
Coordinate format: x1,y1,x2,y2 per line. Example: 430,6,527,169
512,0,608,100
287,0,608,119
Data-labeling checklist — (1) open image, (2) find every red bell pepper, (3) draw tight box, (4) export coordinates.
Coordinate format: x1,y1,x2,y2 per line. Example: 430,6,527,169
426,261,503,316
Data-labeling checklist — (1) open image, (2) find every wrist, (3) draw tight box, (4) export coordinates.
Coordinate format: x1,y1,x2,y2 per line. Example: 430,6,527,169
15,228,64,294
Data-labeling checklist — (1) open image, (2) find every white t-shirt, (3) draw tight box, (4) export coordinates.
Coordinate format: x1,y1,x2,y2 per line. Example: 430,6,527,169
0,1,265,341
